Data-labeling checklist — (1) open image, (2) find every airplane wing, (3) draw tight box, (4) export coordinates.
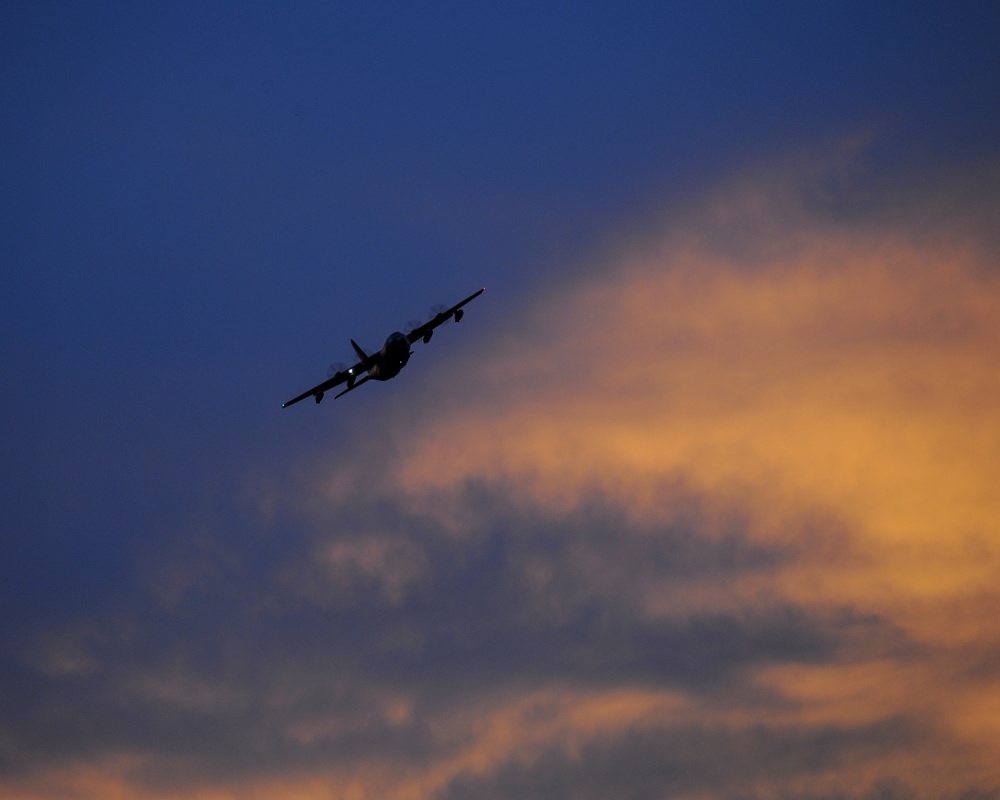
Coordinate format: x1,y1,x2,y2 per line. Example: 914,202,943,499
281,362,364,407
407,287,485,345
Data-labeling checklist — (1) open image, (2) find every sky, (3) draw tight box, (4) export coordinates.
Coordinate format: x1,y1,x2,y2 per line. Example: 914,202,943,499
2,2,1000,798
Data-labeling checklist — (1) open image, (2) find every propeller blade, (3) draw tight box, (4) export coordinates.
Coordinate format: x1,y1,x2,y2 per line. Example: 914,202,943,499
428,303,452,325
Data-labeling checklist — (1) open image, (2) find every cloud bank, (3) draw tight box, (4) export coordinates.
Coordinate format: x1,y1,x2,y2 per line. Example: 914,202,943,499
4,147,1000,799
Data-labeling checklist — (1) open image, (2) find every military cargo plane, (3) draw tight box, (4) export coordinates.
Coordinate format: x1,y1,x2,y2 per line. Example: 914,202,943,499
282,288,485,407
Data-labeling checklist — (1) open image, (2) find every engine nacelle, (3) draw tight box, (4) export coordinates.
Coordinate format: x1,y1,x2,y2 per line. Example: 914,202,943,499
423,330,433,344
315,391,324,404
454,309,464,323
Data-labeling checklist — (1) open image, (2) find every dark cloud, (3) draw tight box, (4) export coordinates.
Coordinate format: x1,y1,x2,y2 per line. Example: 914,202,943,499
271,478,859,680
438,718,923,800
0,476,903,794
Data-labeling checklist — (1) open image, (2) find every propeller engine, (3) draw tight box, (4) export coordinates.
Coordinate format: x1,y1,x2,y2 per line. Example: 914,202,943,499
428,303,453,325
327,361,356,389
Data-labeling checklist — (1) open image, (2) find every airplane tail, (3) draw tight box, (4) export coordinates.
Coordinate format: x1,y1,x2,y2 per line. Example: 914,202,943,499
351,339,375,370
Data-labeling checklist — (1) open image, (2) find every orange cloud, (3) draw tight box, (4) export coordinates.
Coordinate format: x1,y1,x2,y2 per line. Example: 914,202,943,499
389,166,1000,608
364,155,1000,793
8,151,999,800
224,156,1000,796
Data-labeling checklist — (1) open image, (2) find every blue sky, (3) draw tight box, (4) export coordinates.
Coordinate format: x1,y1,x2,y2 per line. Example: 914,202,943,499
3,3,1000,798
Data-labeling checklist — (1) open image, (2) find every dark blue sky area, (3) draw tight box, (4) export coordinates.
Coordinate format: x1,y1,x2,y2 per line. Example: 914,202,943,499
1,1,995,607
2,0,999,729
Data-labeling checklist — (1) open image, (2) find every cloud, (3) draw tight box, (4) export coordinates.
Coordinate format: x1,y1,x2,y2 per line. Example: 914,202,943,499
437,716,923,800
4,145,1000,798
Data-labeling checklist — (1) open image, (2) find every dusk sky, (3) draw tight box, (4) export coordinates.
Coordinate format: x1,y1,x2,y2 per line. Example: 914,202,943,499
3,3,1000,798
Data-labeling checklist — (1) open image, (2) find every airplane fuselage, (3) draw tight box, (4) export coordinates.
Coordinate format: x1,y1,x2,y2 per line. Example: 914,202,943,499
368,331,411,381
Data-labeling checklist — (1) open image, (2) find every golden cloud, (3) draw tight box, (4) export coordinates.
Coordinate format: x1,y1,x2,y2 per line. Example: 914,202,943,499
8,151,999,800
359,154,1000,794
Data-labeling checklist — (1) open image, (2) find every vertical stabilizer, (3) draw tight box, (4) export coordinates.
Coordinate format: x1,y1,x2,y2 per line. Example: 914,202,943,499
350,339,374,369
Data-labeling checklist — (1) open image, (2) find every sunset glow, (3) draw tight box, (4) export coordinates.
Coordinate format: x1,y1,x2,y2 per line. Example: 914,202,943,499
4,4,999,798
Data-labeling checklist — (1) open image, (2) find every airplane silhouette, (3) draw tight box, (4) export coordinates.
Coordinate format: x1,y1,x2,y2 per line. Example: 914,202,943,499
282,288,485,407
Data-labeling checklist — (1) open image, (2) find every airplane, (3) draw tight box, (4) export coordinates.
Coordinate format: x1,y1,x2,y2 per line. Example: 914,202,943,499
282,288,485,407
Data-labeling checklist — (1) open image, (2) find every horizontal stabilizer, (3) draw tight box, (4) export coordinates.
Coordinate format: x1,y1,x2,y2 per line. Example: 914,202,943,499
335,375,371,398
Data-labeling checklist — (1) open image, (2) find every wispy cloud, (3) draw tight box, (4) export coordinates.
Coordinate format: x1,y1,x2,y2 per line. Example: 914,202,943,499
4,147,1000,799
